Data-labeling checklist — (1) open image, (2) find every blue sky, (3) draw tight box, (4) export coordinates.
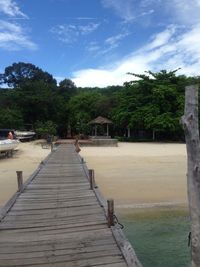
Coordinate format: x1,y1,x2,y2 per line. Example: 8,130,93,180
0,0,200,87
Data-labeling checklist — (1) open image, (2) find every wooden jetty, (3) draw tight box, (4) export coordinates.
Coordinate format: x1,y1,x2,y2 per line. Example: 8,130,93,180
0,144,142,267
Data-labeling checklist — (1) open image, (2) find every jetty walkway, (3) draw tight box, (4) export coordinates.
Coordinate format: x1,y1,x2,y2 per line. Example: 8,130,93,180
0,144,142,267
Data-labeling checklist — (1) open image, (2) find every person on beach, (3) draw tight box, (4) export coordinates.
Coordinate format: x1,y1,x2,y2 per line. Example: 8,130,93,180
7,131,13,139
74,136,81,153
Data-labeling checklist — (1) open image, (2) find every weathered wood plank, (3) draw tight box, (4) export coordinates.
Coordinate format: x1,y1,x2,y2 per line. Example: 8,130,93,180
0,244,120,260
0,250,123,266
0,144,142,267
0,255,125,267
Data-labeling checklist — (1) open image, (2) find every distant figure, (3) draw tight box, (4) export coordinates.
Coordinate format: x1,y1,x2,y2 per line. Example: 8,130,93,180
8,131,13,139
74,137,81,153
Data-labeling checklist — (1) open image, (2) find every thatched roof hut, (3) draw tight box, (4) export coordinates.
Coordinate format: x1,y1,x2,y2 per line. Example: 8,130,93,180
89,116,113,125
88,116,113,137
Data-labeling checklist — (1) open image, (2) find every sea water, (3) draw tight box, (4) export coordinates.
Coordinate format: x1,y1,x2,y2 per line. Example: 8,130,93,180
119,207,190,267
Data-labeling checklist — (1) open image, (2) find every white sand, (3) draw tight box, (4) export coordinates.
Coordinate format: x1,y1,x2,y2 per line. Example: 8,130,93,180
80,142,188,208
0,141,188,211
0,141,50,206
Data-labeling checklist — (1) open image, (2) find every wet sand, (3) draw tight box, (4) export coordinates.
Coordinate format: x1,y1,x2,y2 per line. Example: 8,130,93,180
0,140,50,207
80,142,188,210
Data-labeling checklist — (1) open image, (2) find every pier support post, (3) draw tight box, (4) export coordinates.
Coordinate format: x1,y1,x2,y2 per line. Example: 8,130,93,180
89,169,95,190
16,171,23,192
181,85,200,266
107,199,114,227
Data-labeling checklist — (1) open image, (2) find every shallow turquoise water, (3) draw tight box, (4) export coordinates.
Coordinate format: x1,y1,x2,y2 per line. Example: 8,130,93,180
119,208,190,267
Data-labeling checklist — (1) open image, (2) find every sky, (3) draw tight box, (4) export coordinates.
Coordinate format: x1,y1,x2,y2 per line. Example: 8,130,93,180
0,0,200,87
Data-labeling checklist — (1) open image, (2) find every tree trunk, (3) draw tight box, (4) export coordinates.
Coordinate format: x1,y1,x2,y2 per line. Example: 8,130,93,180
181,85,200,267
152,130,156,141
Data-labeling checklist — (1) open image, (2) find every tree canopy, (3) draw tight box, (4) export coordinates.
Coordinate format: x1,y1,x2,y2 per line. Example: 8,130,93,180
0,62,56,88
1,62,199,141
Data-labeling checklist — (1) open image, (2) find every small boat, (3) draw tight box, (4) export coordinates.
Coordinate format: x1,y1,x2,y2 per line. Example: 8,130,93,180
14,130,36,141
0,139,20,153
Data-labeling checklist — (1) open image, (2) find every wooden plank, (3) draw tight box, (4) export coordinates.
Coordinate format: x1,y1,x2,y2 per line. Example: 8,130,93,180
0,144,142,267
0,251,124,266
0,238,116,254
0,153,52,222
0,255,125,267
0,244,120,260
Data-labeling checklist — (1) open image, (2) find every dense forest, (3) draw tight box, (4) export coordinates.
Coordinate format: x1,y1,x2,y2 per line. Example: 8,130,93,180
0,62,200,141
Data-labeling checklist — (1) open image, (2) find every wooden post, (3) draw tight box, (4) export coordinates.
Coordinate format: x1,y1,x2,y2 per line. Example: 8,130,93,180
181,84,200,267
88,169,95,190
107,199,114,227
16,171,23,192
51,142,53,151
95,125,97,136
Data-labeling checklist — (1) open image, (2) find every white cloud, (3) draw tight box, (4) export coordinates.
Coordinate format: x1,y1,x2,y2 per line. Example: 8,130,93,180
51,23,100,44
144,26,176,50
51,24,78,43
87,42,101,52
86,32,130,56
75,17,97,20
0,0,28,18
168,0,200,24
101,0,154,23
0,20,37,50
101,0,135,22
140,9,154,16
79,23,100,35
105,32,130,48
140,0,200,25
72,24,200,87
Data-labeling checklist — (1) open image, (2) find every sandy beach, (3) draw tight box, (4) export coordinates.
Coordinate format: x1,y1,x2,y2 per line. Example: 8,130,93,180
80,142,188,210
0,141,187,211
0,141,50,207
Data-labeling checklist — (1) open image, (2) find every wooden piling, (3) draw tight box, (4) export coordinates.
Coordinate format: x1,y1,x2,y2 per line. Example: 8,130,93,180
107,198,114,227
16,171,23,192
89,169,95,190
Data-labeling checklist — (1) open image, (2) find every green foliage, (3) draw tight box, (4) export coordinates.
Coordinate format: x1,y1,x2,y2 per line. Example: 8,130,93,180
110,69,192,139
1,62,56,88
58,78,77,100
0,61,199,141
0,108,24,129
68,91,110,134
35,120,57,137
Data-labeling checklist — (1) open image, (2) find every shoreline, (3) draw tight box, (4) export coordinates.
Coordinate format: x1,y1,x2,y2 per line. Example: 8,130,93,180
116,201,187,209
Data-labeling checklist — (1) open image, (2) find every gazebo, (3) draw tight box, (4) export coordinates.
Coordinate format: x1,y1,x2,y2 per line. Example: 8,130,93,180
88,116,113,137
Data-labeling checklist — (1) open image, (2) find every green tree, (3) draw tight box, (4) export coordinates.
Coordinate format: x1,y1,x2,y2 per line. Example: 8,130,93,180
0,108,24,129
112,70,189,140
1,62,56,88
68,91,108,134
58,78,77,101
35,120,57,137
